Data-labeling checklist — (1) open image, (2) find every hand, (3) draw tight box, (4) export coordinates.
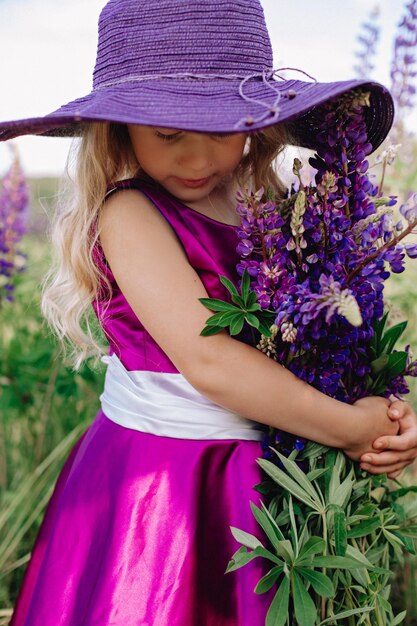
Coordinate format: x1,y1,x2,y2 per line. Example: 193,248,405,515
343,396,399,462
360,400,417,479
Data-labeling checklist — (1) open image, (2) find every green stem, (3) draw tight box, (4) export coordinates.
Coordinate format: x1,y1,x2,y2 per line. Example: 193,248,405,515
321,511,328,621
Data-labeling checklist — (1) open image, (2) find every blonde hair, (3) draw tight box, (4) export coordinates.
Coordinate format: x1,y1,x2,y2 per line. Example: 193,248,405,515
42,122,290,368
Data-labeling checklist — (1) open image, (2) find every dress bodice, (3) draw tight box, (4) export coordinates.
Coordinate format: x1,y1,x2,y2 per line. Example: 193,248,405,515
93,178,241,372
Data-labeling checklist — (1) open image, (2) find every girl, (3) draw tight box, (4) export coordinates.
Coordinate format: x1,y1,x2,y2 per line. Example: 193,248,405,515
2,0,417,624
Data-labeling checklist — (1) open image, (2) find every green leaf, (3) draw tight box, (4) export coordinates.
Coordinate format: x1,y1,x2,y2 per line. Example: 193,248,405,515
373,310,390,345
219,274,239,297
225,545,284,573
241,269,250,301
250,502,283,552
266,575,290,626
298,567,334,598
198,297,239,312
307,468,329,482
246,290,258,308
254,566,283,594
312,555,368,569
347,516,381,538
345,545,377,570
391,610,407,625
205,311,242,327
297,537,325,563
380,320,408,354
274,452,323,507
231,294,246,308
370,353,390,375
225,546,261,573
319,607,373,625
258,320,273,337
333,507,347,556
200,325,224,336
392,531,416,554
230,527,263,549
245,313,260,329
292,570,317,626
257,459,320,511
229,315,245,335
386,351,408,378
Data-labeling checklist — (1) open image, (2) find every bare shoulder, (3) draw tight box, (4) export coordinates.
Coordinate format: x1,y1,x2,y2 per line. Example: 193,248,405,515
100,187,177,241
97,186,226,378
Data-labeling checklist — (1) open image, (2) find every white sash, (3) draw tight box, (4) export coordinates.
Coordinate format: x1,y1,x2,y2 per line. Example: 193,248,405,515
100,353,265,440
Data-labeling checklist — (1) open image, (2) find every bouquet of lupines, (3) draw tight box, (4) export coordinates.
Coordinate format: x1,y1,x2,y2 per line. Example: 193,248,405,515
200,90,417,626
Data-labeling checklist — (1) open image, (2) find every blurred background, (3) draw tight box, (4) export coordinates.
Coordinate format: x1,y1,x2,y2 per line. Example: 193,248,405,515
0,0,417,623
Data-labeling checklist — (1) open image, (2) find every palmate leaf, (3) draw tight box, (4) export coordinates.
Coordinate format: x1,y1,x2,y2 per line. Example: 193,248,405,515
257,459,321,511
274,452,324,507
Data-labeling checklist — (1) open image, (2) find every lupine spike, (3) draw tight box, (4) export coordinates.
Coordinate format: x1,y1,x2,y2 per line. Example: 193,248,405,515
353,6,381,79
0,145,30,303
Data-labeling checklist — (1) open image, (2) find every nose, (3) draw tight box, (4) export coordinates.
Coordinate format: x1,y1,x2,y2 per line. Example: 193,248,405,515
177,134,213,174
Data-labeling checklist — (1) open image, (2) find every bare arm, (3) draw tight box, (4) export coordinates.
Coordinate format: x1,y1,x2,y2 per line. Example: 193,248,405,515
99,190,398,456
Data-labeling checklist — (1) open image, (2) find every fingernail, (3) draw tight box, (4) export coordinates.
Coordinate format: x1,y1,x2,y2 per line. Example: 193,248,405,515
390,410,400,417
374,442,383,449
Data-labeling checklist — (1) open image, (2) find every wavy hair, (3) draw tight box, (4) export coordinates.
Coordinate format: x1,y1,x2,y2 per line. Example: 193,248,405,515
42,122,291,367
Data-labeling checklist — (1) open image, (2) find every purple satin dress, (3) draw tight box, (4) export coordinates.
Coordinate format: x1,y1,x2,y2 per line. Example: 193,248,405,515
10,179,274,626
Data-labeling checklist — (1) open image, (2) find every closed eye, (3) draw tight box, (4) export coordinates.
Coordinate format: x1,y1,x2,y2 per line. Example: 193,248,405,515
155,131,182,142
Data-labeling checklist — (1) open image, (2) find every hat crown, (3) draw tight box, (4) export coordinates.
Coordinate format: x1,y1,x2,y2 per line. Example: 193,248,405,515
93,0,273,89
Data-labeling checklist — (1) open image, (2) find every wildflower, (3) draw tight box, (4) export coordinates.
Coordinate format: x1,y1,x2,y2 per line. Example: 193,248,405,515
353,5,380,79
375,143,402,165
0,146,29,303
390,0,417,138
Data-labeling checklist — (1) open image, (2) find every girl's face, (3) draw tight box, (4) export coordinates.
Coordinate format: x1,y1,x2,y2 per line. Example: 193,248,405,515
127,125,247,204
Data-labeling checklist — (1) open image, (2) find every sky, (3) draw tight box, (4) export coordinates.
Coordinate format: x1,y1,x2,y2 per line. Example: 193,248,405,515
0,0,414,176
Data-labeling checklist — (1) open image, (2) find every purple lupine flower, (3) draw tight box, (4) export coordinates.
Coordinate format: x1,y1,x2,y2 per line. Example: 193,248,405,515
390,0,417,119
0,146,30,303
353,6,380,79
232,88,417,462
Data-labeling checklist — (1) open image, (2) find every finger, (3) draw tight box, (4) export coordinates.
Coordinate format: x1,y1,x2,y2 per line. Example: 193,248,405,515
387,469,403,479
387,400,408,420
361,450,417,466
360,461,409,475
373,433,417,451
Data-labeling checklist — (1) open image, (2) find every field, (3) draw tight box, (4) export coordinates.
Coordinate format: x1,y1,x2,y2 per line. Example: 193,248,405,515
0,175,417,624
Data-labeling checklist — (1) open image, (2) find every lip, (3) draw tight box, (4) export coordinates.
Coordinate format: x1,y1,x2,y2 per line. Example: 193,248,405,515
175,176,211,189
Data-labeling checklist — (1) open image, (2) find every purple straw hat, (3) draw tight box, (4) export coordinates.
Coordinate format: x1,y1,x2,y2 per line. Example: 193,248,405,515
0,0,394,150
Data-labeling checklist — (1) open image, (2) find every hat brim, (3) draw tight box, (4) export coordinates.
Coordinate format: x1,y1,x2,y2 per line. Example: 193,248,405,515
0,77,394,152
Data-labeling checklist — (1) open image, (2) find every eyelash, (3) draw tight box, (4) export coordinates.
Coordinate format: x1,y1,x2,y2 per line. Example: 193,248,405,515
155,131,233,142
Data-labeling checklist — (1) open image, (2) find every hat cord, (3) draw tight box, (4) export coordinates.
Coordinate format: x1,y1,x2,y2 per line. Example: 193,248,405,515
94,67,317,129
